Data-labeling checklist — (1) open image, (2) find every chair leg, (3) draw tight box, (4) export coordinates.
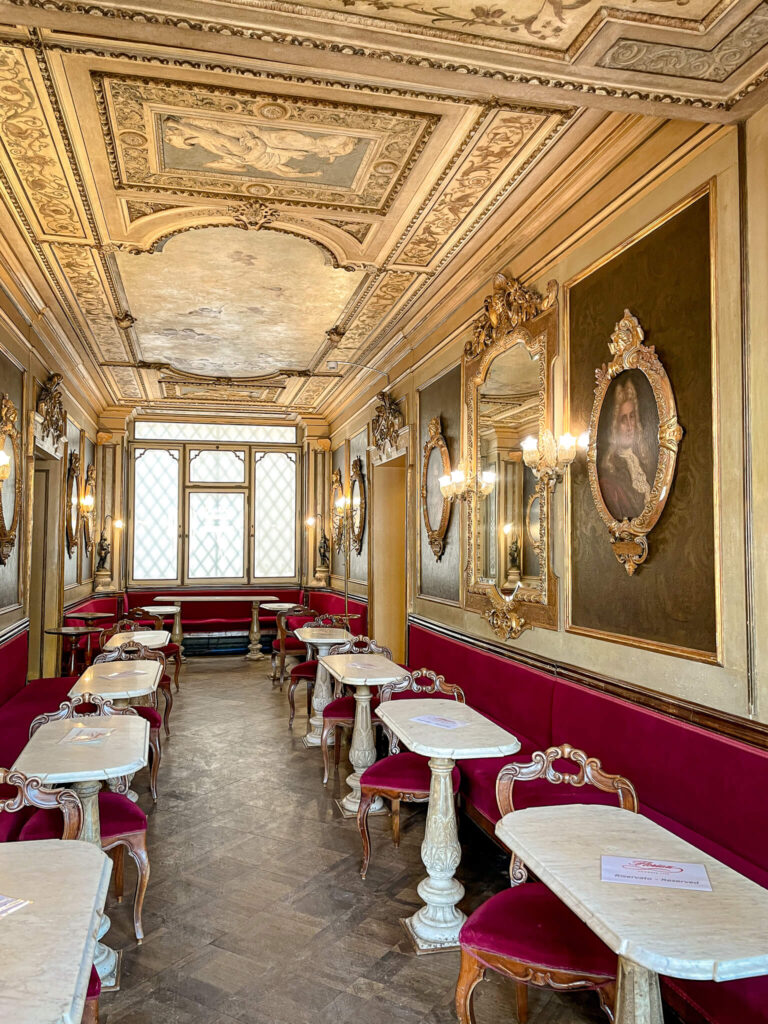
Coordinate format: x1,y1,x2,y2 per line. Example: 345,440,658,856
148,727,161,802
455,949,485,1024
111,845,124,903
81,997,99,1024
278,650,287,688
334,724,343,768
288,677,299,727
391,797,401,848
173,652,181,692
321,720,333,784
162,685,173,737
357,789,375,879
597,982,616,1022
306,678,314,718
515,982,529,1024
124,831,150,943
270,652,278,681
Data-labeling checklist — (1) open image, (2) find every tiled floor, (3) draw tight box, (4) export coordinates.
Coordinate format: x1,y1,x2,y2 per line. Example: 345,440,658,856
100,656,675,1024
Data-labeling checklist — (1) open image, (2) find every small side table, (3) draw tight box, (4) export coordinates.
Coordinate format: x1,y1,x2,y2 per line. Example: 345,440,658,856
45,626,95,675
139,604,182,657
376,697,520,953
246,595,278,661
293,627,352,746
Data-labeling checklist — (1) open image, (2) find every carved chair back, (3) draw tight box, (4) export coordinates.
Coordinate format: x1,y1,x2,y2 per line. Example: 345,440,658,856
379,669,465,754
29,693,138,737
326,636,393,698
306,613,352,629
495,744,638,886
0,767,83,840
98,618,147,648
276,605,310,643
93,641,166,702
125,607,164,629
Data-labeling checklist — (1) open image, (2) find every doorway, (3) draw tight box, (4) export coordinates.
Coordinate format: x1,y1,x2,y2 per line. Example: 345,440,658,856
28,460,61,678
370,454,407,664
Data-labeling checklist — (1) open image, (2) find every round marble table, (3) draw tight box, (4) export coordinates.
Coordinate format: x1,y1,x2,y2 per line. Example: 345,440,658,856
13,715,149,988
45,626,95,674
293,626,352,746
103,629,170,651
63,611,114,625
68,661,162,708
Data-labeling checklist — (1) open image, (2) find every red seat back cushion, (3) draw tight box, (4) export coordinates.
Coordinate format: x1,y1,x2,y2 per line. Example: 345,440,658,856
551,680,768,876
307,593,368,634
0,632,28,706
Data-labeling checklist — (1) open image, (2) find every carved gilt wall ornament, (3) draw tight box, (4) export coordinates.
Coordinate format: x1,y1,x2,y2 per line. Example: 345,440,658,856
330,468,345,553
421,416,452,561
65,451,81,557
0,395,22,567
36,373,66,448
349,456,366,555
586,310,683,576
371,391,404,455
466,273,558,359
486,591,530,642
82,463,96,555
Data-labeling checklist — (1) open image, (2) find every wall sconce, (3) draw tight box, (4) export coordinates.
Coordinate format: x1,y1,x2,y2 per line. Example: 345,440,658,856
79,493,95,513
520,429,578,489
438,466,496,501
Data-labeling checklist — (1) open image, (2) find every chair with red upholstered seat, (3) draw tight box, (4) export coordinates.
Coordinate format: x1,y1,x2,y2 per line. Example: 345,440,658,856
98,627,173,738
24,696,151,942
93,641,163,800
320,636,392,785
455,745,638,1024
287,615,360,727
357,669,465,879
121,608,182,692
271,605,310,687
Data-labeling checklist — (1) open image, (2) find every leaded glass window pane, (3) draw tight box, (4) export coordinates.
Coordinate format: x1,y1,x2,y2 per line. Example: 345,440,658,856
132,448,179,580
253,452,296,578
135,421,295,443
189,448,245,483
188,491,245,579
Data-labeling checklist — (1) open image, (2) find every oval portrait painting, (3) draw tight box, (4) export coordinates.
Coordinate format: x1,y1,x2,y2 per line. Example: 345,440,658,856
595,368,659,523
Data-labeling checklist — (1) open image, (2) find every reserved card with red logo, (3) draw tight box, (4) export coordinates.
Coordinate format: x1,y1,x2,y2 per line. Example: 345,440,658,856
600,855,712,891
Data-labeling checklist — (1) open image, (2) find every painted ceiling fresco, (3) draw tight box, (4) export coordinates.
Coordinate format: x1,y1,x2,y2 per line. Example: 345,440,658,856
0,0,765,417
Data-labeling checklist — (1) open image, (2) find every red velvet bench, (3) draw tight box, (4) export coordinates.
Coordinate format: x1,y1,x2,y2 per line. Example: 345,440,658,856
408,622,768,1024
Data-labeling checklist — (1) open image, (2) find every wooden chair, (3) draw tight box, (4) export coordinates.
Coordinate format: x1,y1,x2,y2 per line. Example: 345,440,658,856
93,641,163,800
320,636,392,785
357,669,465,878
271,605,310,687
455,745,638,1024
287,614,358,727
25,695,151,943
98,627,173,737
117,609,182,692
0,769,101,1021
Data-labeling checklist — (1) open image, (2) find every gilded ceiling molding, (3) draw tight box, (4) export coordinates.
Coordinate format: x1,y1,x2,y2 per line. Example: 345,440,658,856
335,272,418,357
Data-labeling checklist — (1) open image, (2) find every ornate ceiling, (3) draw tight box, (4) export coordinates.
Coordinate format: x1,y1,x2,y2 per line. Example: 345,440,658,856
0,0,764,420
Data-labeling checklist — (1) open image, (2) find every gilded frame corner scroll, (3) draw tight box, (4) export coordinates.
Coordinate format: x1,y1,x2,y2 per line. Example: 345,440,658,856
0,395,22,567
421,415,452,562
586,310,683,576
463,273,560,641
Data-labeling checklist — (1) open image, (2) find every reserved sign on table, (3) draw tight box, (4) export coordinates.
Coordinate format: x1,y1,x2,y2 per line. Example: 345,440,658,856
410,714,469,730
59,726,115,746
601,855,713,891
0,893,31,918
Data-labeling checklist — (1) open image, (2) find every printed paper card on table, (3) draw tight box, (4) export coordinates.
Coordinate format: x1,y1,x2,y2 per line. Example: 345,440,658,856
601,855,712,891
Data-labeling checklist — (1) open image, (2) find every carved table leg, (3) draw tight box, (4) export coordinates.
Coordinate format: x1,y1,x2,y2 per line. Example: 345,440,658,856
71,779,121,990
247,601,264,661
304,643,328,747
403,756,465,953
171,608,185,661
614,958,663,1024
339,684,383,817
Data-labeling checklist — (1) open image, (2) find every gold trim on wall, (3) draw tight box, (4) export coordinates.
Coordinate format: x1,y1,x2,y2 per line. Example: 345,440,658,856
563,182,723,665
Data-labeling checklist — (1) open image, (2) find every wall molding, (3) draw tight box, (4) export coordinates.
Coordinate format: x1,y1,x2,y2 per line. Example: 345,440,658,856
0,616,29,644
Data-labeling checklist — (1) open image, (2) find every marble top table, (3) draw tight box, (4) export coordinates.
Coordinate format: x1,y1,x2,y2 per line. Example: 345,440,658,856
0,840,111,1024
294,627,352,746
68,660,162,706
103,629,170,651
154,595,278,660
321,653,409,817
63,611,114,624
495,804,768,1024
45,626,95,674
14,715,149,990
377,697,520,953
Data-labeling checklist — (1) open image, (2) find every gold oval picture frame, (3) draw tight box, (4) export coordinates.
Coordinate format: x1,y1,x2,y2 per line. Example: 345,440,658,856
349,457,366,556
586,310,683,576
330,467,345,553
82,463,96,555
65,451,81,557
421,416,452,561
0,395,22,567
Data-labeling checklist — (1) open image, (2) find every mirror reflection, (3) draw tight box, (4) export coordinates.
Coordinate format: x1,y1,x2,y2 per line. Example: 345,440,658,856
476,343,541,592
351,478,362,533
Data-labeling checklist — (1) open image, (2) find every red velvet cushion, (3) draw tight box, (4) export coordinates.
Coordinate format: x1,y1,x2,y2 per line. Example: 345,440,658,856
458,746,542,825
0,631,28,706
272,636,306,653
323,694,380,720
460,883,616,979
8,677,72,713
20,791,146,842
134,706,162,730
662,975,768,1024
87,965,101,1000
291,660,318,681
162,643,180,656
362,751,460,794
286,615,313,632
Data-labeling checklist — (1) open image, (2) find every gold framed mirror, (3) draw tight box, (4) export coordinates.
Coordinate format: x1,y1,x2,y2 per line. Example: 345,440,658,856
330,467,345,552
0,395,22,567
349,457,366,555
421,416,453,561
65,451,80,557
464,273,559,640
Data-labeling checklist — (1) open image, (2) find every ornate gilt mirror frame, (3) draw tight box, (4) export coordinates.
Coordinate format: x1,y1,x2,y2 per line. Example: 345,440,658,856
464,274,560,641
82,463,96,555
421,416,452,561
65,451,81,557
586,310,683,576
330,467,345,553
349,457,366,555
0,395,22,567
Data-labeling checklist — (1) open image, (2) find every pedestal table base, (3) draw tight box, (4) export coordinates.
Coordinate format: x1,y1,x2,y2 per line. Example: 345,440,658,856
614,959,663,1024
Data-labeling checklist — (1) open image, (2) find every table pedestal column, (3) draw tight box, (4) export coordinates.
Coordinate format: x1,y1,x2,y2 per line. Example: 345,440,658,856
614,959,663,1024
171,609,185,661
247,602,264,661
403,756,465,953
72,779,121,990
339,685,383,817
304,651,329,746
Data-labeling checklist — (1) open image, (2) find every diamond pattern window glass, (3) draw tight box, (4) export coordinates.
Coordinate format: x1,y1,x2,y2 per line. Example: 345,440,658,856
132,448,179,580
135,421,295,443
253,452,296,578
189,448,245,483
188,492,245,579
